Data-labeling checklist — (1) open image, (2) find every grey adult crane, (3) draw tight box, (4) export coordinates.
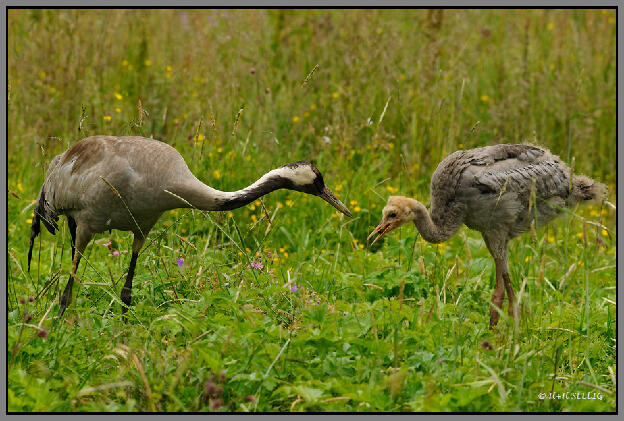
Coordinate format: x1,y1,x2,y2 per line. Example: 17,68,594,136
28,135,352,324
368,144,607,328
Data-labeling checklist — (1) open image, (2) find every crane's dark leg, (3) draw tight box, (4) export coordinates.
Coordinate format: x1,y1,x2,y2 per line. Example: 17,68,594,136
68,216,77,261
121,234,146,323
54,222,92,326
489,258,506,328
502,269,518,320
483,233,508,328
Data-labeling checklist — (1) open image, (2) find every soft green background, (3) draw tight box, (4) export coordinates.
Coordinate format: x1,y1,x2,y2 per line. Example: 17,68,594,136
8,9,616,412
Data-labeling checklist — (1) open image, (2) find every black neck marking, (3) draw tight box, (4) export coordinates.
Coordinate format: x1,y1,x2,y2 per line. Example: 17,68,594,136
214,176,296,211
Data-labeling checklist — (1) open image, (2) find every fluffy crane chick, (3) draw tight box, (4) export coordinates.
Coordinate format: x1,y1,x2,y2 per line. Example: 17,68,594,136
369,144,607,327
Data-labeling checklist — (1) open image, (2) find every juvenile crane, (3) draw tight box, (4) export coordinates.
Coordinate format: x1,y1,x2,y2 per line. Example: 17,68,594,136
368,144,607,327
29,135,352,324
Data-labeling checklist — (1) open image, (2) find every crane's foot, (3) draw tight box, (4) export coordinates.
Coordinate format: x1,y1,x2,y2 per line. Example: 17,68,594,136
121,306,130,324
489,306,501,329
53,281,73,327
508,300,519,321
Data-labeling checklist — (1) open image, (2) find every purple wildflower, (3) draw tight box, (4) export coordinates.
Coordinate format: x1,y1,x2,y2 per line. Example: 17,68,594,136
176,258,184,267
103,241,112,247
112,250,119,257
247,261,264,270
290,284,298,293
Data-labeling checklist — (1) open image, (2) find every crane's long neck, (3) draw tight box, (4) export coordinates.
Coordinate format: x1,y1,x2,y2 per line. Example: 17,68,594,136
171,169,292,211
408,198,462,244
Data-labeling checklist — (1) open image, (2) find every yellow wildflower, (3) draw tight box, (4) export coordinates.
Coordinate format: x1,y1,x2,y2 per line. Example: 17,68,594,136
292,116,300,123
127,64,133,71
114,92,123,100
480,94,489,102
332,92,339,99
181,228,187,234
145,59,152,66
310,104,317,110
547,22,554,31
386,186,399,194
217,147,222,153
17,182,23,192
104,115,112,121
602,229,608,236
122,60,128,67
254,200,261,206
166,65,172,72
227,212,233,218
251,214,257,223
26,219,32,224
39,71,46,80
525,255,533,262
213,170,221,179
115,108,121,113
350,200,357,206
304,111,310,118
285,200,294,207
354,206,361,212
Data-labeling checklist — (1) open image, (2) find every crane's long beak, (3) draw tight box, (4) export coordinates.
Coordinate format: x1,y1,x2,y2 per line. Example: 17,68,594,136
367,221,393,246
319,186,352,217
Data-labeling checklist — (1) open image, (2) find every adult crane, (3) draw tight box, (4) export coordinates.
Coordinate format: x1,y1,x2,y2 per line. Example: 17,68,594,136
29,135,352,324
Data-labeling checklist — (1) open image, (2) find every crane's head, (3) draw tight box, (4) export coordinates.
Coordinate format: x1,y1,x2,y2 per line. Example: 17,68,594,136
368,196,413,245
276,161,352,217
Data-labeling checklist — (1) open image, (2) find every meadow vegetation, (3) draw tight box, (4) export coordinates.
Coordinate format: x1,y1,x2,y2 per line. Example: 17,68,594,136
7,9,616,412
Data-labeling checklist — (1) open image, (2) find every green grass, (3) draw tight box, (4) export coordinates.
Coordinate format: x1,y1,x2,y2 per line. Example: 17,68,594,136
7,9,616,412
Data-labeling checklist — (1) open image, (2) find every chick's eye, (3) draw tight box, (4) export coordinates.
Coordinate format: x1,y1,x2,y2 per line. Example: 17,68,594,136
389,213,397,218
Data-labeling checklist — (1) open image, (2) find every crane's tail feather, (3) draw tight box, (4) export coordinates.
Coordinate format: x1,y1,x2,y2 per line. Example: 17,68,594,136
571,175,608,204
28,189,58,272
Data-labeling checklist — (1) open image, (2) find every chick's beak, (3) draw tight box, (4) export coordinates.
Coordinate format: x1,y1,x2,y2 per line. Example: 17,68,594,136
319,186,352,217
367,220,395,246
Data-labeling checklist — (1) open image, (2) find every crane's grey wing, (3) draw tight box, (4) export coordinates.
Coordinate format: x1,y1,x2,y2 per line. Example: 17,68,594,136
466,145,570,201
457,144,571,234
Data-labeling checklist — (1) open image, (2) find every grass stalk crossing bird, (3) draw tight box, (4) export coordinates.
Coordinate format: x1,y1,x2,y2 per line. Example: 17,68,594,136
28,135,352,324
368,144,607,328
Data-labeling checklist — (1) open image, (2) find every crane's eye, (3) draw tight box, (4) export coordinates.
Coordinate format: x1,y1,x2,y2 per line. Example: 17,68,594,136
389,212,397,218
